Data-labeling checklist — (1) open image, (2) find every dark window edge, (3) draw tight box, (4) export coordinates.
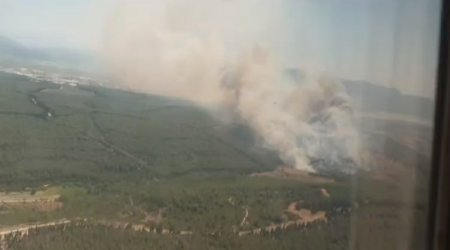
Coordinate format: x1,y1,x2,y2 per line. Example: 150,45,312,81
428,0,450,249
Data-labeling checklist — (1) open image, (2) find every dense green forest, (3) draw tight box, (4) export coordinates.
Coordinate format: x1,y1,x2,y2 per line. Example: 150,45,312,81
0,72,430,249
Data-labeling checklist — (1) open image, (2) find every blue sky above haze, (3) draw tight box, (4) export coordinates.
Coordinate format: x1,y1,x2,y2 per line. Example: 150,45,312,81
0,0,102,48
282,0,441,96
0,0,442,97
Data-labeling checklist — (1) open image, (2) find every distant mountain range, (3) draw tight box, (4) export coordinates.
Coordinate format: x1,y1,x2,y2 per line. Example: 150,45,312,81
0,36,50,61
0,35,96,72
286,68,434,122
0,36,434,122
342,80,434,122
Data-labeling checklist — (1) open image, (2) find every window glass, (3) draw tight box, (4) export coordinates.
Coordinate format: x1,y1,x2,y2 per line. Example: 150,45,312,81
0,0,441,249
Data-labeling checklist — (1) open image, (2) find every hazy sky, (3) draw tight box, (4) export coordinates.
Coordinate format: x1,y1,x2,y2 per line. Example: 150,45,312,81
0,0,442,97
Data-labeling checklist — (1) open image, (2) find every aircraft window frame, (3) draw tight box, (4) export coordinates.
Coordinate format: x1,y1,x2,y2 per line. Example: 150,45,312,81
427,0,450,249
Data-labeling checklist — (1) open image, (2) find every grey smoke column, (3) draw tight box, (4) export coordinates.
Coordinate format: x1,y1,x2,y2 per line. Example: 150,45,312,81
101,0,362,173
220,48,361,172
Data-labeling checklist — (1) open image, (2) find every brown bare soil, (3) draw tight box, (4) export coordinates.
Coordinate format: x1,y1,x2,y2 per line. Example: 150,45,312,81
0,191,62,212
251,166,334,184
286,202,327,223
238,202,327,236
320,188,331,198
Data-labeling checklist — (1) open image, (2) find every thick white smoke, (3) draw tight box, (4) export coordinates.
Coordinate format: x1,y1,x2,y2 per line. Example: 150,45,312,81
101,0,361,172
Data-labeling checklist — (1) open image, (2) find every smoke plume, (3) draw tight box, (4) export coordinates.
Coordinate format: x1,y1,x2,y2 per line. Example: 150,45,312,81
101,0,361,173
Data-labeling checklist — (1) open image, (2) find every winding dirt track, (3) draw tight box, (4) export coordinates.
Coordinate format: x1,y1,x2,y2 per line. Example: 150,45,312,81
0,218,190,249
238,202,327,236
240,207,249,226
0,220,71,250
0,220,71,238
